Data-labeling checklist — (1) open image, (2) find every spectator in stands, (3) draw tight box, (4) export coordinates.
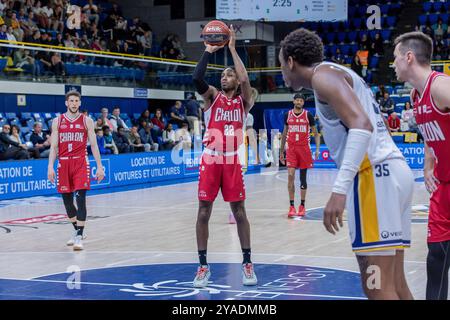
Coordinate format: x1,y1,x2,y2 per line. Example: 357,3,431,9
0,124,29,161
95,128,111,155
113,126,131,153
51,4,65,33
387,112,400,133
359,33,371,52
10,11,24,41
434,45,444,60
0,0,7,16
128,125,145,152
162,123,177,150
14,48,36,75
21,11,38,39
379,92,395,115
102,125,118,154
331,47,345,65
0,24,7,55
432,18,447,38
139,122,159,152
406,112,423,143
100,107,114,130
51,52,65,80
9,124,40,159
52,32,63,46
32,0,49,29
151,108,166,132
246,112,258,164
351,54,363,77
423,26,434,39
169,100,188,128
110,107,129,132
95,117,105,130
185,94,202,137
6,25,17,42
175,122,191,152
401,102,414,132
375,84,387,102
137,109,151,129
138,30,152,56
30,122,50,157
83,0,99,27
370,32,384,56
109,3,123,18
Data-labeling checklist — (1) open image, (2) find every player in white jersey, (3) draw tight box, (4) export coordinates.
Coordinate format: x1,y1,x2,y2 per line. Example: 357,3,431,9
279,28,414,300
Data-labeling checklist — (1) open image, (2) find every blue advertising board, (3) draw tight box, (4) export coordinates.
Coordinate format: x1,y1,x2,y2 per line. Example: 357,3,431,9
0,144,425,200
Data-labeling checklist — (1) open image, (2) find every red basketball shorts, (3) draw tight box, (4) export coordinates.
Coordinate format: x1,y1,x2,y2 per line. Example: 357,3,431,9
57,157,91,193
286,145,313,169
198,152,246,202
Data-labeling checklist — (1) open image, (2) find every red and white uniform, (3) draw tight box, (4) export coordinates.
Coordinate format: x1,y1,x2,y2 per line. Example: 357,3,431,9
412,71,450,243
56,113,90,193
198,92,246,202
285,109,315,169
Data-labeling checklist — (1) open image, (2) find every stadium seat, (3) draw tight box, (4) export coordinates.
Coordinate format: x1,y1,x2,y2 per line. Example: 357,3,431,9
6,112,17,121
423,2,432,13
340,45,351,56
21,112,32,120
381,29,391,43
352,18,362,29
380,4,389,16
439,13,449,24
428,14,439,25
418,15,427,26
432,2,443,13
369,56,380,70
347,31,358,43
386,16,397,28
337,32,346,44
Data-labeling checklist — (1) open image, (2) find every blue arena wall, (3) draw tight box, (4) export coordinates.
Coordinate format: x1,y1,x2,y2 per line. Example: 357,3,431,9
0,144,425,201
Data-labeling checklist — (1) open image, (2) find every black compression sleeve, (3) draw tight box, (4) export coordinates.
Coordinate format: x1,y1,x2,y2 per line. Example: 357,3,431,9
193,51,211,95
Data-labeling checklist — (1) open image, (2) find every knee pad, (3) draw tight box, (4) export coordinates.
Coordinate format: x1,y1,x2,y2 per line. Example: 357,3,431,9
75,190,87,222
300,169,307,190
62,193,77,219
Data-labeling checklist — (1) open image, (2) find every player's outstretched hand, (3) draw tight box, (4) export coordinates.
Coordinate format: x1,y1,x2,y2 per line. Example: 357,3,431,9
48,167,55,184
205,43,224,53
228,24,236,50
323,192,345,235
96,167,105,183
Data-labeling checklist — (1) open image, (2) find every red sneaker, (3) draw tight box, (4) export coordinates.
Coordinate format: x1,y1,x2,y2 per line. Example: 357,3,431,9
288,206,297,218
298,205,306,217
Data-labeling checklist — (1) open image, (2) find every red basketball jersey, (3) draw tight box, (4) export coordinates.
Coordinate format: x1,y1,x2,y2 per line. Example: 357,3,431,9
412,71,450,182
203,92,245,153
285,109,314,148
57,113,88,158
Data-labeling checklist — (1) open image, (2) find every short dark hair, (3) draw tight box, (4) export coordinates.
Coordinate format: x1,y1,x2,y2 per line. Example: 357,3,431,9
65,90,81,101
394,31,433,65
280,28,324,67
102,125,110,131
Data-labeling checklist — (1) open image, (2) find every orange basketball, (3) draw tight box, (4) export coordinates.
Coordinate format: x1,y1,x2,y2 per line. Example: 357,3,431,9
201,20,230,46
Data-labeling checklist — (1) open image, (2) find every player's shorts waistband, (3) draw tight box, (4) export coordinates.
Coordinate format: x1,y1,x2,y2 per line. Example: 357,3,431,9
203,148,238,157
59,156,83,160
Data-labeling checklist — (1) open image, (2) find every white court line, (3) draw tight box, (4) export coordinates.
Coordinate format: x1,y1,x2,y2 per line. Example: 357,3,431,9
0,250,426,264
0,278,366,300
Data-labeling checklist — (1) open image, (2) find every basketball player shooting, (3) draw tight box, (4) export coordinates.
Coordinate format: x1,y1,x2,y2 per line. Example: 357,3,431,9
192,23,257,287
279,28,414,300
47,90,105,251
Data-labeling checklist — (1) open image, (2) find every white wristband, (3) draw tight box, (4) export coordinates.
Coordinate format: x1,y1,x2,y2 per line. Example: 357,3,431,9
332,129,372,195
